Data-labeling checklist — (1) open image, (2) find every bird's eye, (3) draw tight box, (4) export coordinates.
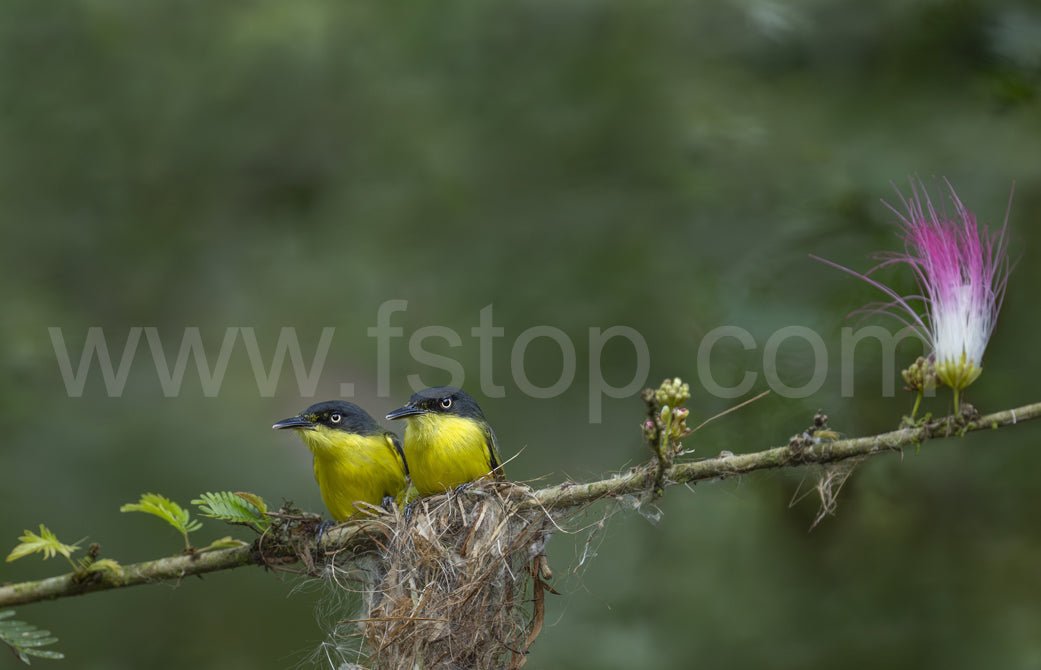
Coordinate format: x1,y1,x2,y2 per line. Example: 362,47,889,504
439,397,453,410
330,413,342,424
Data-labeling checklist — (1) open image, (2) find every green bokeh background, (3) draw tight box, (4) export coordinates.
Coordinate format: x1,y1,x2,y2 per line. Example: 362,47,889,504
3,1,1040,668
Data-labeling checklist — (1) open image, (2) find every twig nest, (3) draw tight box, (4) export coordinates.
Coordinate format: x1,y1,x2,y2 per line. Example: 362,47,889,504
326,480,554,669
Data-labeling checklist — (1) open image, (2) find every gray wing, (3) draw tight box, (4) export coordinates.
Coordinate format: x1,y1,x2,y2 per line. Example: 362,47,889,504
483,423,504,478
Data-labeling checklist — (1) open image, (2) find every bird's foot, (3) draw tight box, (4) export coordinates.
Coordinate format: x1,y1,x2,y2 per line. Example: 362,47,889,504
314,519,336,546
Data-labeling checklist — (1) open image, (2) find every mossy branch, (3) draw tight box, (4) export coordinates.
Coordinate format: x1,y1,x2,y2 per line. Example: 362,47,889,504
2,400,1039,609
0,543,258,608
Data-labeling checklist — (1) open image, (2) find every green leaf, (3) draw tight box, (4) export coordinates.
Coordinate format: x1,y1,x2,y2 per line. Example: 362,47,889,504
191,491,270,532
121,493,200,550
232,491,268,515
0,610,65,664
6,525,81,563
198,536,249,552
120,493,195,535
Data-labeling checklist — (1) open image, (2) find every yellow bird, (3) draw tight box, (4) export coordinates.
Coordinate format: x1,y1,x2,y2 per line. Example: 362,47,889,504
272,401,408,521
385,386,503,496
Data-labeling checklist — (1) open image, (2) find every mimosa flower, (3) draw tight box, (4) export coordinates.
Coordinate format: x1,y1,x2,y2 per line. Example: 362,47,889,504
815,178,1014,412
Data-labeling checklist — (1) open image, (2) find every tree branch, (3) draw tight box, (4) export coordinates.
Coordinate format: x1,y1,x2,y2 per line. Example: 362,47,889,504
530,401,1041,510
3,400,1039,609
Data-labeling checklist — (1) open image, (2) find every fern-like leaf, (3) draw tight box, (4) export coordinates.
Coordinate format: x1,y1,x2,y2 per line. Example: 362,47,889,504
6,525,80,567
120,493,200,550
0,610,65,664
191,491,270,533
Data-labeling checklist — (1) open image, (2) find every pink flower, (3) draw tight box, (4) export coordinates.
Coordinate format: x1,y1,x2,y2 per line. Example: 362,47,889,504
815,177,1014,410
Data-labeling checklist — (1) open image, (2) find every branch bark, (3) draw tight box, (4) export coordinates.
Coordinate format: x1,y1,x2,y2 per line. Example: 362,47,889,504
3,400,1039,609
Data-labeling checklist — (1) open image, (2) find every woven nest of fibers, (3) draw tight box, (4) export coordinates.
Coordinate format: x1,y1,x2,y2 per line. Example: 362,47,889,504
323,480,555,670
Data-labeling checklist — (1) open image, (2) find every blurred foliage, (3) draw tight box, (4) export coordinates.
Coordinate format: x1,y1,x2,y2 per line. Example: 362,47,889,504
2,0,1041,668
0,609,65,664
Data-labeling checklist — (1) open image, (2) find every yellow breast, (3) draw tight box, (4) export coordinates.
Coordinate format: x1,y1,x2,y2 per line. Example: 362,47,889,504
300,427,408,521
403,413,495,496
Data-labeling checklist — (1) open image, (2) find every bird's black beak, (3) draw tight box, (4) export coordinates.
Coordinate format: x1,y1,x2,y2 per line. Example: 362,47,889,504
272,415,315,430
386,404,426,421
